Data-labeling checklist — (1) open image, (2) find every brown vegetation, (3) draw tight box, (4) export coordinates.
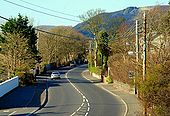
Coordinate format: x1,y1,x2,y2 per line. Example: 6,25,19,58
108,6,170,115
38,26,88,67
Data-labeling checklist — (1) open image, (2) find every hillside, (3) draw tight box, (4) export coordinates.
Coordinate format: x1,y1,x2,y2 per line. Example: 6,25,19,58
35,5,169,38
74,5,169,38
36,25,56,30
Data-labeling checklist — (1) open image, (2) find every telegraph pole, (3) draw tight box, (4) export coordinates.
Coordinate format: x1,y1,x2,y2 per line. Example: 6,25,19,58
143,11,147,116
89,40,92,67
143,12,147,82
36,30,39,51
93,33,97,67
135,19,139,95
94,37,97,67
136,20,139,67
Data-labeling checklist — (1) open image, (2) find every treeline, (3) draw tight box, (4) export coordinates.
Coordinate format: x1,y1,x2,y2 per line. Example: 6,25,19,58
38,26,88,69
0,14,88,84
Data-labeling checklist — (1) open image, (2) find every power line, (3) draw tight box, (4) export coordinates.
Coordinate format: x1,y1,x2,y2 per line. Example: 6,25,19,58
18,0,79,18
3,0,81,23
36,28,82,41
0,15,86,41
0,16,10,21
113,22,143,41
112,24,136,40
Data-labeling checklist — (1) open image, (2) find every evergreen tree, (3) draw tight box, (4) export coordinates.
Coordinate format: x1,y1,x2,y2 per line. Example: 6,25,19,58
0,14,38,58
97,30,110,81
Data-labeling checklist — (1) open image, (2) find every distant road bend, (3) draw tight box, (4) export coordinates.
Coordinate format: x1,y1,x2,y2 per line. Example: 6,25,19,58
35,65,126,116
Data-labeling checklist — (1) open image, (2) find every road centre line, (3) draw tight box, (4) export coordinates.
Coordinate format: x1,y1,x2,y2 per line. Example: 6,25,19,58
66,68,90,116
85,112,88,116
81,102,85,107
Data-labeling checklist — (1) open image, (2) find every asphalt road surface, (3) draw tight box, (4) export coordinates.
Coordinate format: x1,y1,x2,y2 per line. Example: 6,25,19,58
35,65,126,116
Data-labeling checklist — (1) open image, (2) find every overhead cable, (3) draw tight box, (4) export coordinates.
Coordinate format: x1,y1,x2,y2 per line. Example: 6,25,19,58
18,0,79,18
3,0,81,22
0,15,86,41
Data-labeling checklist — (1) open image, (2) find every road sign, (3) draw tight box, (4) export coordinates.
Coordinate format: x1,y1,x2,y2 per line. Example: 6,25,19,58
128,71,135,79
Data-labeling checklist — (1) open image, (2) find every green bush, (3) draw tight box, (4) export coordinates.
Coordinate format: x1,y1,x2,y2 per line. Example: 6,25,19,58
17,72,34,86
0,69,4,74
106,76,113,84
88,66,101,75
138,62,170,116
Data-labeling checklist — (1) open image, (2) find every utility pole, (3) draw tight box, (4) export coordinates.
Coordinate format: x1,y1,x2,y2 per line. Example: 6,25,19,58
135,19,139,95
143,11,147,116
94,36,97,67
36,30,39,51
143,12,147,82
89,40,92,67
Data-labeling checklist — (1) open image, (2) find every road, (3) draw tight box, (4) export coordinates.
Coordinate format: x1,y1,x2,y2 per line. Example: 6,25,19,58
35,65,126,116
0,79,46,116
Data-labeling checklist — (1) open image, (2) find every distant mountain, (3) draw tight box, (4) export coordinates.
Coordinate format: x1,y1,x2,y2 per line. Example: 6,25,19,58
74,5,169,38
35,25,56,30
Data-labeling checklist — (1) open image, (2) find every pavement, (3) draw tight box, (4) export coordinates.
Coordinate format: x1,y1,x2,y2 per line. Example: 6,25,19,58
82,70,142,116
0,80,47,116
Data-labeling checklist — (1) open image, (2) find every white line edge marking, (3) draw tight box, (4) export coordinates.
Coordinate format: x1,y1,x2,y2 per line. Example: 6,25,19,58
66,67,90,116
8,111,17,116
81,70,128,116
3,110,9,112
101,86,128,116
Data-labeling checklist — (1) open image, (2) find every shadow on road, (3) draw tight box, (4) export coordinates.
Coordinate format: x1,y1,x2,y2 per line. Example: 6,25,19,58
0,81,46,110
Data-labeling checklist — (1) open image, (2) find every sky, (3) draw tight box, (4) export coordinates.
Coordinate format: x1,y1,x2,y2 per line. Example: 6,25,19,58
0,0,169,27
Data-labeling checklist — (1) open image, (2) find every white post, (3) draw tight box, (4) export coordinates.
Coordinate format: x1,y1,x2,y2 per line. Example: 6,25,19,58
108,67,110,77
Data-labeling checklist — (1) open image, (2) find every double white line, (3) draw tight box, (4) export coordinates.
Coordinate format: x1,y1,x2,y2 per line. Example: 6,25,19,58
65,68,90,116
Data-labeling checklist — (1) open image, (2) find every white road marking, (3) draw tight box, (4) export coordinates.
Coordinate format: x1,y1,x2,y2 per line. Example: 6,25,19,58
101,86,128,116
87,102,90,107
8,111,16,116
66,68,90,116
76,106,82,112
82,72,94,83
81,102,85,107
87,107,90,112
3,110,9,112
70,112,76,116
85,112,88,116
81,70,128,116
86,99,89,102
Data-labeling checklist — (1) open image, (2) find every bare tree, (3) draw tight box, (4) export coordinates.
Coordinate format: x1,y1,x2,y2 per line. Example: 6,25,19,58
0,33,34,76
79,9,105,67
38,26,87,67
